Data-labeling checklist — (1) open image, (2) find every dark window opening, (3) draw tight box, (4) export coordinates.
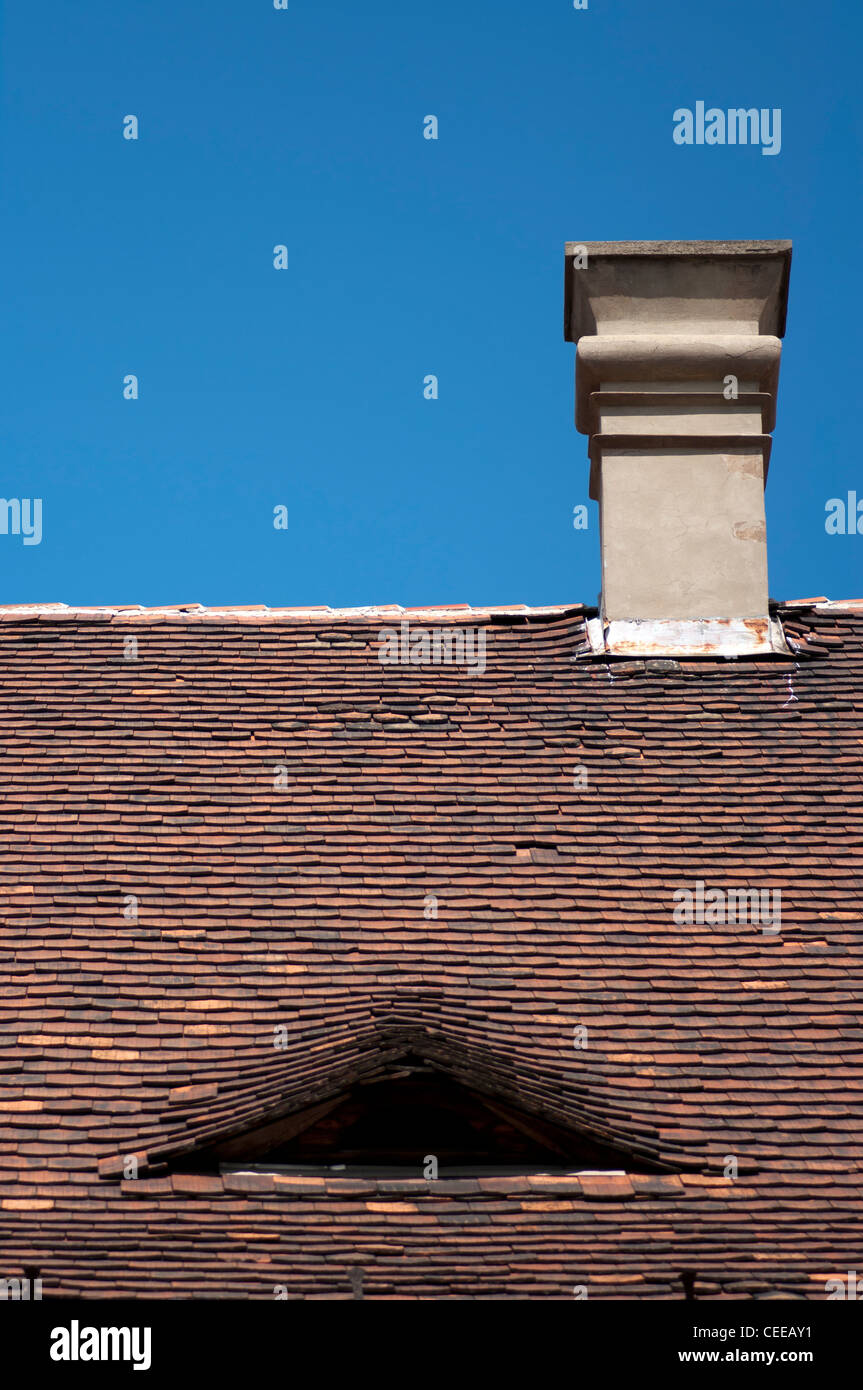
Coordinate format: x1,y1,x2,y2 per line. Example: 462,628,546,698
174,1056,664,1179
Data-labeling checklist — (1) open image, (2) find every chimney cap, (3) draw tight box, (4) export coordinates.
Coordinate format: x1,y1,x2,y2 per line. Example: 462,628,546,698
564,239,792,343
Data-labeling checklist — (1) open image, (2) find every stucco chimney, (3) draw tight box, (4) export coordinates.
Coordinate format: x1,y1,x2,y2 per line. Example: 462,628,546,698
564,240,792,656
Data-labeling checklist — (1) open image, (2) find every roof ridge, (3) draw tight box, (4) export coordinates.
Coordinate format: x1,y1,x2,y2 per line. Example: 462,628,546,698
0,601,590,623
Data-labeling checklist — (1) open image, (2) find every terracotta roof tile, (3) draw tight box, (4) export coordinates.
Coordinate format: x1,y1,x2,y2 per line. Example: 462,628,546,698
0,600,861,1297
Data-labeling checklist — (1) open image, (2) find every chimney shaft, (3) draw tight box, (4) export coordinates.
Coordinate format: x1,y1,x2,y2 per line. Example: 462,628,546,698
565,240,792,655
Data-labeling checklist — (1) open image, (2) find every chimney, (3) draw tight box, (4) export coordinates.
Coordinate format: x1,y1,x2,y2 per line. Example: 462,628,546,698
564,240,792,656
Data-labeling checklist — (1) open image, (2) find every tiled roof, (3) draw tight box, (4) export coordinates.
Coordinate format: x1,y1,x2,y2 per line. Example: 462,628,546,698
1,598,862,1299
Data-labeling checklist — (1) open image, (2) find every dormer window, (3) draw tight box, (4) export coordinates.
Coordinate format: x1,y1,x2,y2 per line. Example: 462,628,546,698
172,1055,663,1180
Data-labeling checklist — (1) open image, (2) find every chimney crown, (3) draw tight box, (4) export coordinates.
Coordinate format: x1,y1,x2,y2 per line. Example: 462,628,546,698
565,240,791,342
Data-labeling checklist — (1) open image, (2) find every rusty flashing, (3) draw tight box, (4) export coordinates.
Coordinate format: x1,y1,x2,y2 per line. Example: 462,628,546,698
586,615,791,659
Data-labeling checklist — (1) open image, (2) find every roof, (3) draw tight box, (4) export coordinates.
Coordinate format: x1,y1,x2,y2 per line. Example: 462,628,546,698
2,597,862,1299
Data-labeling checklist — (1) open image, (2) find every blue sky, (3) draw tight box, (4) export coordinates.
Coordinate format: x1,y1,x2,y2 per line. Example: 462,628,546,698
0,0,860,608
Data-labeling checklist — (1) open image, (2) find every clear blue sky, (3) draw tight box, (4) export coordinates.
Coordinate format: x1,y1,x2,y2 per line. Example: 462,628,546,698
1,0,860,608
